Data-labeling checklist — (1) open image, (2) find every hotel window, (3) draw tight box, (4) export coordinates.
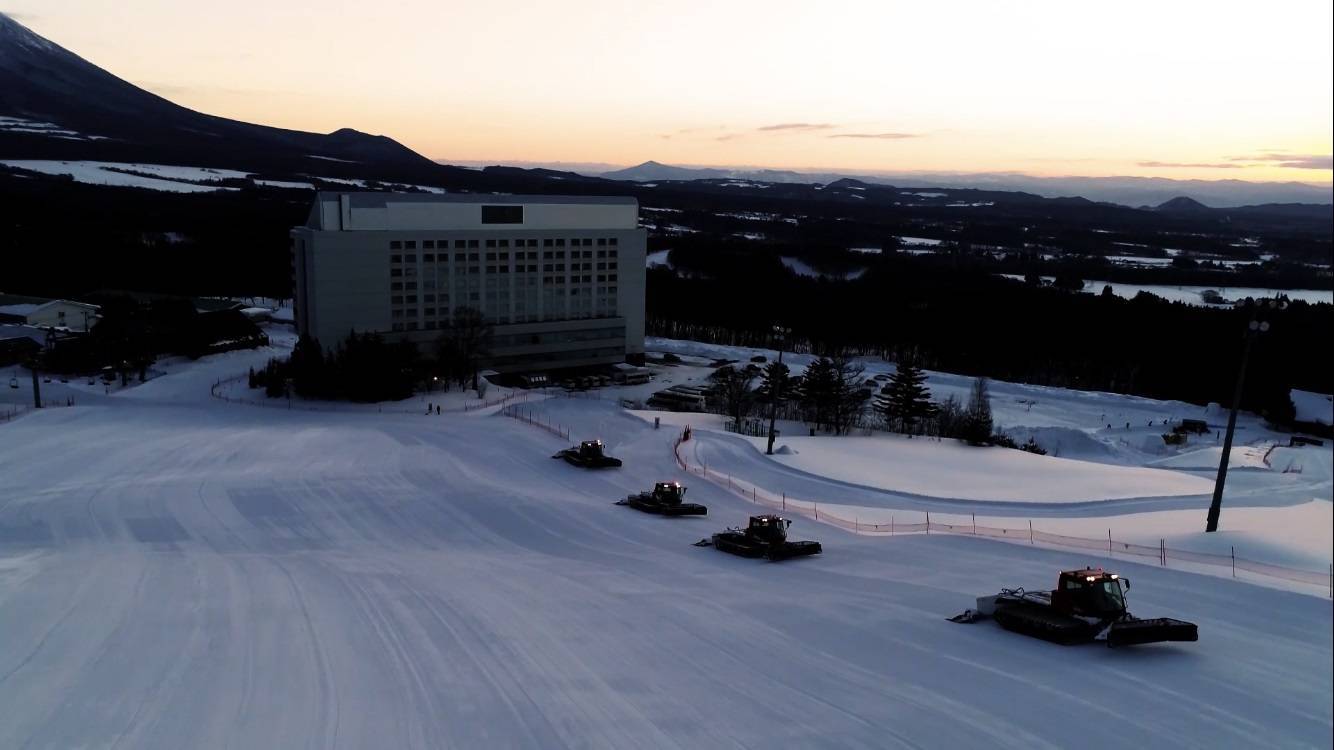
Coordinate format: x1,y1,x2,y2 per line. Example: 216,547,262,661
391,254,402,263
391,268,403,277
455,240,467,249
392,322,404,332
486,252,496,261
468,240,479,248
391,283,403,292
486,240,496,249
406,295,418,303
481,205,523,224
597,238,606,246
405,254,417,263
608,238,618,246
555,239,565,247
405,241,416,250
499,240,509,248
391,241,402,250
405,282,417,290
423,240,435,249
543,239,554,247
392,296,404,304
423,253,434,262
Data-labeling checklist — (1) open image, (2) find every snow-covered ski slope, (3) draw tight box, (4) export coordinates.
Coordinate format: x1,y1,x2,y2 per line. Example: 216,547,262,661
1,342,1331,748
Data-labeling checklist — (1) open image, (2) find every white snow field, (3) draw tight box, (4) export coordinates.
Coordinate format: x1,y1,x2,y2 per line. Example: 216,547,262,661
735,432,1213,502
1,337,1331,748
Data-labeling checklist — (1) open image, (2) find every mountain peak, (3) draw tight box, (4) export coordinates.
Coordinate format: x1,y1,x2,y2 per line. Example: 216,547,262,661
0,16,437,175
1155,196,1211,212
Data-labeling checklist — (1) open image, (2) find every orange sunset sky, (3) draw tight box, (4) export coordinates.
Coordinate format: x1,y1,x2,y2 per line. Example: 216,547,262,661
6,0,1332,183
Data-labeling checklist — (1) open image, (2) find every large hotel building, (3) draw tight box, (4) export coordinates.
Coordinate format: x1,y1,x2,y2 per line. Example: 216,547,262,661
290,193,646,372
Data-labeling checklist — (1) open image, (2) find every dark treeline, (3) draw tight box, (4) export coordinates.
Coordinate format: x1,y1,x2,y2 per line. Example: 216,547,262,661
1,174,307,299
646,253,1330,418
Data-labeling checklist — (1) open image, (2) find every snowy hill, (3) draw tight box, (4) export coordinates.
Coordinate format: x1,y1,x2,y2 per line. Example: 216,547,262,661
0,331,1330,747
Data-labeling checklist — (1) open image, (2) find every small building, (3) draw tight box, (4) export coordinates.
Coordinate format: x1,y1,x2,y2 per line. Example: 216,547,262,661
1173,418,1209,435
0,293,100,332
0,326,44,366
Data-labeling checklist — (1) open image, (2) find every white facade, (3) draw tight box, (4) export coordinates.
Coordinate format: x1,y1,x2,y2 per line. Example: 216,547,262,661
0,297,99,332
291,193,648,373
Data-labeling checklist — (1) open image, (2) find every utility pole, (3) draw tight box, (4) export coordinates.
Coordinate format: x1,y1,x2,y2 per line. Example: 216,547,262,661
766,325,791,455
1206,296,1285,532
29,360,41,408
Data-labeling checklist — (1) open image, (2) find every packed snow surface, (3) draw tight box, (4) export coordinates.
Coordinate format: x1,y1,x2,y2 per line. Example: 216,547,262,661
0,160,243,193
738,433,1213,502
0,335,1330,748
1291,389,1333,426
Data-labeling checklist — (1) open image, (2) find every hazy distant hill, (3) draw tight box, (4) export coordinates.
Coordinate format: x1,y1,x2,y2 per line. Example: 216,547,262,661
594,161,1331,208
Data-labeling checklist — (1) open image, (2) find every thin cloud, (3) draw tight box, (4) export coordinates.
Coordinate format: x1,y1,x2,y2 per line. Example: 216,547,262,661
756,123,836,132
829,132,920,140
1138,160,1243,169
1230,153,1333,170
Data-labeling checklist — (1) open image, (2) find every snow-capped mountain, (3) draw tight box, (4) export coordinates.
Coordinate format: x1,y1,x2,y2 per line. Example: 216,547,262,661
0,12,443,180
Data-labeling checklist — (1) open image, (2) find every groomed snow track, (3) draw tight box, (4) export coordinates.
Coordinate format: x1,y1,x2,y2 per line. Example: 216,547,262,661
0,388,1330,748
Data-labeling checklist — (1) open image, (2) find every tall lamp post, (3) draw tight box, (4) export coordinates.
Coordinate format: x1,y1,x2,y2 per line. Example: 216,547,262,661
765,325,791,455
1205,296,1286,533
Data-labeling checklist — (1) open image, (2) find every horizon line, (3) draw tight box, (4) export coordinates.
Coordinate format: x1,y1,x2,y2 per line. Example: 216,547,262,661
431,158,1334,188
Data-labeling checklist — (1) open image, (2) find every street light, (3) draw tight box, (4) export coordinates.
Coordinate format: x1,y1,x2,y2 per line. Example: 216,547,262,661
765,325,792,455
1205,296,1286,533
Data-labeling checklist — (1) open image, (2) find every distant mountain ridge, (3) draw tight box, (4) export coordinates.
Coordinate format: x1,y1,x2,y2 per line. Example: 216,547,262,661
596,161,1332,209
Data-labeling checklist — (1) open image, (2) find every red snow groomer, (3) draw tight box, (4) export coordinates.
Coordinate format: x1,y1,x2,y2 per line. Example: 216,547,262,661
950,568,1198,647
552,439,622,468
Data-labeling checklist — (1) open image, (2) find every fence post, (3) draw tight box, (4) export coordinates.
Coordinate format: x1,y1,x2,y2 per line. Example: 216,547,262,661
925,511,930,534
1029,519,1034,545
972,513,976,535
782,492,785,510
1231,546,1236,578
1108,528,1112,556
814,503,818,519
891,515,894,535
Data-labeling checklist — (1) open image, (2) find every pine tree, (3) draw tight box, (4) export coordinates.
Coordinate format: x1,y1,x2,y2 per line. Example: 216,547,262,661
757,360,791,407
799,358,837,431
964,376,994,444
879,359,934,435
709,365,756,427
